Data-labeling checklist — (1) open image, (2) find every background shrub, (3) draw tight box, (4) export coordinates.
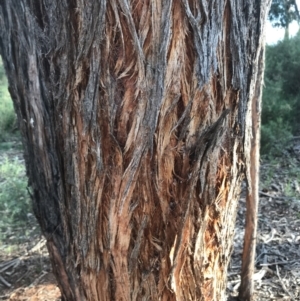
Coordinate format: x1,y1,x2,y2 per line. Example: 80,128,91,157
0,156,33,242
0,59,16,141
261,32,300,156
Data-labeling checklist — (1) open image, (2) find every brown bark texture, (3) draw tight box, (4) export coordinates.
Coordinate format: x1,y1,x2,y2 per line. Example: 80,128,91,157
239,23,268,301
0,1,269,300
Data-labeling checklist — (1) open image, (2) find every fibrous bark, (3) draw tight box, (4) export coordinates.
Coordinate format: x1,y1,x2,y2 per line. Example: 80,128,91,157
0,1,270,300
239,3,270,297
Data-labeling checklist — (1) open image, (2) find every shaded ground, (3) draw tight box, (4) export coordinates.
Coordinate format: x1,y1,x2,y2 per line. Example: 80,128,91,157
228,141,300,300
0,138,60,301
0,241,60,301
228,191,300,300
0,139,300,300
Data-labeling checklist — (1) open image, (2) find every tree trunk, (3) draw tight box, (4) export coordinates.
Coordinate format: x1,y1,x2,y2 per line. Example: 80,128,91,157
0,1,270,300
239,28,267,301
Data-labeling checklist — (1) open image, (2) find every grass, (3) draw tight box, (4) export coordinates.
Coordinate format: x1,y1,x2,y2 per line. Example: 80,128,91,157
260,154,300,202
0,156,34,243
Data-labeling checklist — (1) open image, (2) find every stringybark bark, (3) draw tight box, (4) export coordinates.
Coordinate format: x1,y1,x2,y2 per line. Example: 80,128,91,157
0,1,270,300
239,12,269,299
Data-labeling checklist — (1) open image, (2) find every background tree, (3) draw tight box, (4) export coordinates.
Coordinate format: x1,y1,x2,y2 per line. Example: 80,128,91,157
0,1,270,300
268,0,300,38
261,31,300,155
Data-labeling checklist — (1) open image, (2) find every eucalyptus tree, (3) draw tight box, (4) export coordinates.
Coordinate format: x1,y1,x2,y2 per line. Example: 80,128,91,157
0,1,270,300
269,0,300,38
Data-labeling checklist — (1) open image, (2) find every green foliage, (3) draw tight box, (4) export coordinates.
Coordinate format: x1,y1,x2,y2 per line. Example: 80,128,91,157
0,59,16,140
0,156,32,242
261,118,292,155
268,0,300,29
261,31,300,155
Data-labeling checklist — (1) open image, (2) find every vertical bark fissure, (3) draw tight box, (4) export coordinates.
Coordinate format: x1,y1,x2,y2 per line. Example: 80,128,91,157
0,1,270,300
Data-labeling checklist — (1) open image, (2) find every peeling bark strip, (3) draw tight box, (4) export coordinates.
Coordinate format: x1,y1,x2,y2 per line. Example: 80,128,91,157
0,1,270,301
239,1,271,297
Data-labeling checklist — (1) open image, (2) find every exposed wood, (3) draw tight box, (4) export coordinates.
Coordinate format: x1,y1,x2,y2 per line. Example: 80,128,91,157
0,1,270,300
239,2,271,298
